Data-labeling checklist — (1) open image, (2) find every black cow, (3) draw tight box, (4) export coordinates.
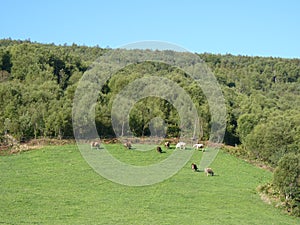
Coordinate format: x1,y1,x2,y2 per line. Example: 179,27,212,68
191,163,199,172
157,146,163,153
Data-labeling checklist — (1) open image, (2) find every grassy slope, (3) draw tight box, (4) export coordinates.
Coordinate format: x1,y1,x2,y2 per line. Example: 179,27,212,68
0,144,298,225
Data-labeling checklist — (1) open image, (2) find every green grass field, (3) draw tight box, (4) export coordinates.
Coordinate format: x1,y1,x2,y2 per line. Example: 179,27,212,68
0,144,298,225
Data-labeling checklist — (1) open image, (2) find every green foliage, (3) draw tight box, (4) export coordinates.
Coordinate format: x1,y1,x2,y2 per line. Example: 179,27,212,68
0,40,106,140
0,39,300,159
273,154,300,197
273,153,300,216
244,112,300,166
0,50,12,73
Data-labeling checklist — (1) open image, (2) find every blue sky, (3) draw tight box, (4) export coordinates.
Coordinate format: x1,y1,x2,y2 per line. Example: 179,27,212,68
1,0,300,58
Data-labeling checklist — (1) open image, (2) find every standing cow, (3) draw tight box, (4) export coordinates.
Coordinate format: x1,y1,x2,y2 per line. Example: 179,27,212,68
90,141,100,149
124,142,132,149
175,142,186,150
204,168,214,176
193,143,205,151
157,146,163,153
191,163,199,172
164,141,170,149
193,143,204,149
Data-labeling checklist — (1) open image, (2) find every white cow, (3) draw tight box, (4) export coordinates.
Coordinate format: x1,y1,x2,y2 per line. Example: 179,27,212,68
176,142,186,150
164,141,170,149
193,143,204,151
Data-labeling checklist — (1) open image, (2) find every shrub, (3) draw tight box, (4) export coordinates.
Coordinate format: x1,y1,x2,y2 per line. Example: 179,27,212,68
273,153,300,216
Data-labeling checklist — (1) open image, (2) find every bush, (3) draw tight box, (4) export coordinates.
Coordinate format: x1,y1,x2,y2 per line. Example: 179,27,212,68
273,153,300,216
244,113,300,166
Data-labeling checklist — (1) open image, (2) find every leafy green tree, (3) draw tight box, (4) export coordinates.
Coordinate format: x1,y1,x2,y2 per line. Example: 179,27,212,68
244,111,300,165
0,50,12,72
273,153,300,216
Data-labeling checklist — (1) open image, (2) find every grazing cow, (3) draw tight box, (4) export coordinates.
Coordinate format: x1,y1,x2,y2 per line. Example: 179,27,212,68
157,146,163,153
191,163,199,172
193,143,204,149
164,141,170,149
90,141,100,149
175,142,186,150
193,143,205,151
124,142,132,149
204,168,214,176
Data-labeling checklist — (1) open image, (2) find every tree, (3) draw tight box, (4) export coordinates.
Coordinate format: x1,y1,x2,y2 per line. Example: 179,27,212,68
244,111,300,166
273,153,300,216
0,50,12,72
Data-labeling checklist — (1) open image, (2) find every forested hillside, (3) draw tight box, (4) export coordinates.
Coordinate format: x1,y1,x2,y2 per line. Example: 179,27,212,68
1,39,300,159
0,39,299,215
1,39,299,157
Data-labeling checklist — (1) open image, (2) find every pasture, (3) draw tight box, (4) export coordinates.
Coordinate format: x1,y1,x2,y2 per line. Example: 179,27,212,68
0,144,298,224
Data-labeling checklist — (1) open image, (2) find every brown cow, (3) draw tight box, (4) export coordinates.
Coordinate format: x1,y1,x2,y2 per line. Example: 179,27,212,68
204,168,214,176
90,141,100,149
124,142,132,149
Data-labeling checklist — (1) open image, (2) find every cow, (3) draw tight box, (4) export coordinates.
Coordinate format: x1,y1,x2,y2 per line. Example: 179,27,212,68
90,141,100,149
193,143,205,151
204,168,214,176
164,141,170,149
157,146,163,153
175,142,186,150
124,142,132,149
191,163,199,172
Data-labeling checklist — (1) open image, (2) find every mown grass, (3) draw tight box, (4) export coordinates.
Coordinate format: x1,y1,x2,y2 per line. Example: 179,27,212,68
0,144,298,225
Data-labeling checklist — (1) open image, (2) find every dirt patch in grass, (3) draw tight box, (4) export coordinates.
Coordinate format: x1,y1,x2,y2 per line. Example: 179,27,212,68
0,138,75,155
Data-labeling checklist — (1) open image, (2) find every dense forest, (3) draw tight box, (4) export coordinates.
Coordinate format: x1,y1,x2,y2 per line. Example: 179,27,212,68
0,39,299,215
